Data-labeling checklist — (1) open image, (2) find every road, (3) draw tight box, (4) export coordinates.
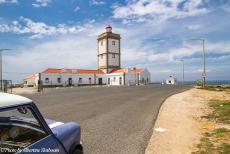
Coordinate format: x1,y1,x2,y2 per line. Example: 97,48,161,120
23,85,189,154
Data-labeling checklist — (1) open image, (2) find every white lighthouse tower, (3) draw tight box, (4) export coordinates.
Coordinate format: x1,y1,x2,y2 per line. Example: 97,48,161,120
97,25,121,73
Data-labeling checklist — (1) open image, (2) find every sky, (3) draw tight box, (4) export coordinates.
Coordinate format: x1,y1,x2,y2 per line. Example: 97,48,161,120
0,0,230,83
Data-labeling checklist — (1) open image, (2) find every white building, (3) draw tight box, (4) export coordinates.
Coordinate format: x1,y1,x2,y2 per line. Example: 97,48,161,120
24,74,39,87
165,76,177,85
24,25,151,87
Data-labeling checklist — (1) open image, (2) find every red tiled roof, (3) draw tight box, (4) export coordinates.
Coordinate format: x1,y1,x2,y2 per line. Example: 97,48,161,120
41,68,104,74
42,68,73,74
25,74,36,80
110,68,127,73
130,68,144,73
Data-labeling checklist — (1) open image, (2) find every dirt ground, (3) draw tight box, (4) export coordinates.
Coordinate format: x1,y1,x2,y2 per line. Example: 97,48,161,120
12,87,37,94
145,88,230,154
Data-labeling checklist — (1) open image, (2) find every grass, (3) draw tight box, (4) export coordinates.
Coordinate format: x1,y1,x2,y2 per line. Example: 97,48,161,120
193,99,230,154
202,86,230,92
193,129,230,154
218,143,230,154
213,128,230,138
206,100,230,124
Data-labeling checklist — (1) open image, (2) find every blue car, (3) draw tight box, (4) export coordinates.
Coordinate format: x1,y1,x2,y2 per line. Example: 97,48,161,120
0,93,83,154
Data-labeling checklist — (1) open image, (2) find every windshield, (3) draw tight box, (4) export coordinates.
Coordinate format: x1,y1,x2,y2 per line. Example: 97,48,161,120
0,106,47,154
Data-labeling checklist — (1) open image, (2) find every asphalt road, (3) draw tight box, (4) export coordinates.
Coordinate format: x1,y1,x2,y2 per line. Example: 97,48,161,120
23,85,189,154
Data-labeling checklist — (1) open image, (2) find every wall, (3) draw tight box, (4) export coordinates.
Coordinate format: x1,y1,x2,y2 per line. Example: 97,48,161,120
41,73,77,86
108,54,119,66
166,78,176,85
40,73,107,86
98,39,106,54
108,38,119,53
125,71,136,86
139,69,151,84
106,73,124,86
98,54,107,66
107,71,137,86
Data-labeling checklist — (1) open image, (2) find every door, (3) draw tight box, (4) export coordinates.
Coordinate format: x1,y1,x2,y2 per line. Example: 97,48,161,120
98,78,103,85
68,78,72,86
0,106,66,154
108,78,110,85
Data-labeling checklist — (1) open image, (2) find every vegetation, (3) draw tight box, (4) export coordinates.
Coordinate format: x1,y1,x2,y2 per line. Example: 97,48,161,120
196,79,203,87
203,86,230,92
193,100,230,154
205,100,230,124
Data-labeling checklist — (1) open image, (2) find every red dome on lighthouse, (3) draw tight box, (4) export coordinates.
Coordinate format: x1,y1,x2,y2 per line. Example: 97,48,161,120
106,24,112,32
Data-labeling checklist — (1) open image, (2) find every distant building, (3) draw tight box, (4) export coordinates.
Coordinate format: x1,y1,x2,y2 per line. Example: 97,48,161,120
24,25,151,87
165,76,177,85
24,74,38,87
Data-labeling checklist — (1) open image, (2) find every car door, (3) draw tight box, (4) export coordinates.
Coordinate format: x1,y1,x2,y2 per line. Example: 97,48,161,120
22,135,66,154
0,105,66,154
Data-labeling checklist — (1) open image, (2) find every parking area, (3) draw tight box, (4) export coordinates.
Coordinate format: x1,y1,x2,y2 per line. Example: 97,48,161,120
23,84,189,154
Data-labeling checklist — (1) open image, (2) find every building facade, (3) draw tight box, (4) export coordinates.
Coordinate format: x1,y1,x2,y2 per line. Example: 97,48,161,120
165,76,177,85
24,26,151,87
97,25,121,73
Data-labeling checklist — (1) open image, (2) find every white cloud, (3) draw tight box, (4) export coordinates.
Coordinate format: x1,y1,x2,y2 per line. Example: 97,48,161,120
74,6,80,12
187,24,203,30
0,16,95,39
122,37,230,65
0,0,17,4
32,0,52,8
4,35,98,82
2,21,230,82
91,0,105,5
113,0,209,23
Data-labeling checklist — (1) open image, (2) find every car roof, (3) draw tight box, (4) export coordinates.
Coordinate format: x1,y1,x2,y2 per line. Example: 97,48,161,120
0,92,32,108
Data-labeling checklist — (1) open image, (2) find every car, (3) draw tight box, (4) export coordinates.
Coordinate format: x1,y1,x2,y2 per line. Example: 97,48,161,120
0,92,83,154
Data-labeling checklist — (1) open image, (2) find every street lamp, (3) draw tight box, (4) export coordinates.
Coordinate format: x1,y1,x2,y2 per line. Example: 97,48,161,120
191,38,206,88
176,59,184,85
0,48,10,90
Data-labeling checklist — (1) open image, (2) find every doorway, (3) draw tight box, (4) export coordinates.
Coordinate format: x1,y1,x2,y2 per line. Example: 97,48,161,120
68,78,72,86
98,78,103,85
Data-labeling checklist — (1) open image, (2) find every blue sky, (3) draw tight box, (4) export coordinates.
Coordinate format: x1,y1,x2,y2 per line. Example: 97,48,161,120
0,0,230,83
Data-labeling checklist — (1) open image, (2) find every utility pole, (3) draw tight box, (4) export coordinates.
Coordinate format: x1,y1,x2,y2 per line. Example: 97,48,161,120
176,59,185,85
191,38,206,88
202,39,206,88
0,49,10,91
181,59,184,85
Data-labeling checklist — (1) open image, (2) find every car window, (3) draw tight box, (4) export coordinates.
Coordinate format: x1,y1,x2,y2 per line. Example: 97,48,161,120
0,106,48,153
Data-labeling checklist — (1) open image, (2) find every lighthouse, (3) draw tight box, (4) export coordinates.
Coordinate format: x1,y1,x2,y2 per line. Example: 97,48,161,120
97,25,121,73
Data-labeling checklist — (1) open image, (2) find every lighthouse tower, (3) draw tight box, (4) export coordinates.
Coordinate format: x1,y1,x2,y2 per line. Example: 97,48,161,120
97,25,121,73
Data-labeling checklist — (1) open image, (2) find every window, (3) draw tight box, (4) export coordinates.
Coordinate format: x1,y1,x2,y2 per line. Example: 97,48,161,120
112,54,115,58
108,78,110,85
0,107,48,152
79,78,82,83
89,78,92,84
101,40,103,46
57,77,61,83
112,41,115,45
113,77,116,82
119,77,122,85
100,54,103,59
45,78,49,83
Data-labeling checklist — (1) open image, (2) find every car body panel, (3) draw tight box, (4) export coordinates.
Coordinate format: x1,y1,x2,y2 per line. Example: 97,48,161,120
19,135,66,154
0,93,82,154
